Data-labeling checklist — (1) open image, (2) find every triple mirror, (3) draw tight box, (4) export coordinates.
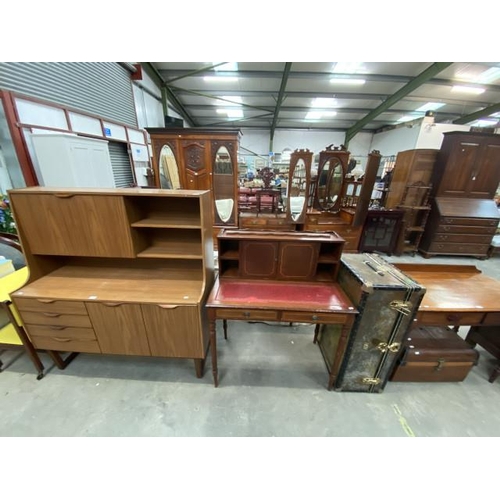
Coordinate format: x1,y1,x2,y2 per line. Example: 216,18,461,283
286,149,313,223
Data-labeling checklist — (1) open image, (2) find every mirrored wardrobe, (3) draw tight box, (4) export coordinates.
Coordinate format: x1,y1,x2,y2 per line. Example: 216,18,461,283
146,128,241,243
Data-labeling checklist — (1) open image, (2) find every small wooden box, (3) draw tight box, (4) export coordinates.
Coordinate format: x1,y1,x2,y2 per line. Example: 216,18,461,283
391,325,479,382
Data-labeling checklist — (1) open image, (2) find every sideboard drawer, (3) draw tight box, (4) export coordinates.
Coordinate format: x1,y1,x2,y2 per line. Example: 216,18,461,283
417,311,485,326
26,324,96,340
215,309,279,321
437,224,496,235
14,298,88,315
281,311,349,324
21,311,92,328
30,335,101,353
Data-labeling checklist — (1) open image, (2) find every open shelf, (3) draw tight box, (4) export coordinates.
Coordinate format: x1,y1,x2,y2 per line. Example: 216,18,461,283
131,215,201,229
137,245,203,259
219,250,239,260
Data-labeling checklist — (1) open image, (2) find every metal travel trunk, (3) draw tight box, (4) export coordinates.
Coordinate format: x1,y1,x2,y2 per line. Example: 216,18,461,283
317,253,426,393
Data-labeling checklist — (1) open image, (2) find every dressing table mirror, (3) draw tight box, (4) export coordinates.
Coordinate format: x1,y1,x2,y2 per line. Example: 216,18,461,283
313,146,348,213
213,144,236,225
286,148,312,224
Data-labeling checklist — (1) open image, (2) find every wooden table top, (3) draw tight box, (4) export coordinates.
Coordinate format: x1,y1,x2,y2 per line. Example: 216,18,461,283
207,278,357,314
395,264,500,312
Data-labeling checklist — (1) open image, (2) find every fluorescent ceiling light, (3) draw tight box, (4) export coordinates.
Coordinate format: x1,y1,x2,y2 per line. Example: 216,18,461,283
415,102,446,112
305,110,337,120
204,76,238,82
397,115,418,123
214,62,238,72
490,112,500,118
476,67,500,83
331,62,365,73
451,85,485,95
330,78,366,85
219,96,243,106
217,108,243,118
471,119,498,127
311,97,336,108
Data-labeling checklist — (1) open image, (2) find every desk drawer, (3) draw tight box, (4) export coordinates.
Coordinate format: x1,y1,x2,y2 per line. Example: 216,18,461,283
22,311,92,328
215,309,278,321
417,311,485,326
281,311,349,324
436,224,496,235
14,298,88,315
433,233,493,244
30,335,101,354
483,312,500,325
428,242,491,255
26,324,96,340
441,217,498,227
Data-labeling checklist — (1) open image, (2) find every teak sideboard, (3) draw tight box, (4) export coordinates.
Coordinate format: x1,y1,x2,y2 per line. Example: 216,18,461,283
8,187,215,378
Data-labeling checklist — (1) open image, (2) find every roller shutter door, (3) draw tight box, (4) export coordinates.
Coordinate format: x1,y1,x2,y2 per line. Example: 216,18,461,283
108,141,134,187
0,62,137,126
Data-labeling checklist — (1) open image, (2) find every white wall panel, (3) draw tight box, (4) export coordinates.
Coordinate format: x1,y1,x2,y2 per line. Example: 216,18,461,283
15,98,68,129
370,125,420,156
103,122,127,141
415,122,471,149
68,112,102,136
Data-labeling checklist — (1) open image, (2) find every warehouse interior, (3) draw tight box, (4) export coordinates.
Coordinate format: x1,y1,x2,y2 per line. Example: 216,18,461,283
1,20,499,497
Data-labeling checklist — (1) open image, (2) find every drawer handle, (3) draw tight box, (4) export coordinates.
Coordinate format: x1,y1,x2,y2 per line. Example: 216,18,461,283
157,305,178,309
446,314,461,322
54,194,75,198
243,311,250,318
102,302,123,307
47,326,67,330
312,314,318,321
43,312,61,317
37,299,55,304
51,337,71,342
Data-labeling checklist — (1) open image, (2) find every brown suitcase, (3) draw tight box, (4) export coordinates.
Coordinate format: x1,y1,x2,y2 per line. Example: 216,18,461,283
390,325,479,382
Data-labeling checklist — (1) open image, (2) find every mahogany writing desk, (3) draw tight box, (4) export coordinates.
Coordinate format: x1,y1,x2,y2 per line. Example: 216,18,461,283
206,229,358,389
393,264,500,328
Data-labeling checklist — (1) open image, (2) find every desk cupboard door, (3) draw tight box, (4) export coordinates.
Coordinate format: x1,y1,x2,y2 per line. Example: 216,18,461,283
142,304,203,358
241,241,278,279
86,303,151,356
277,241,318,280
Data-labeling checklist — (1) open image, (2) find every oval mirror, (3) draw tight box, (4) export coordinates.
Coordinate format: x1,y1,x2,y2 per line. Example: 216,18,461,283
318,158,343,211
213,146,235,224
289,158,306,221
158,145,181,189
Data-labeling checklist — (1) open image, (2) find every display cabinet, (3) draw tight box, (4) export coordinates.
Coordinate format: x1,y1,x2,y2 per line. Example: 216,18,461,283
8,187,215,379
146,127,241,243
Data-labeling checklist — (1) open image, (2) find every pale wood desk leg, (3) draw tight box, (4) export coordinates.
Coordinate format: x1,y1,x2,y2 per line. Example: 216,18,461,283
313,324,320,344
223,319,228,340
209,316,218,387
194,358,205,378
327,320,353,391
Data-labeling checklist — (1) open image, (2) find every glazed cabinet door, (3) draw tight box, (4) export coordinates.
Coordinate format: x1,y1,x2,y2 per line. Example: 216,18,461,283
10,193,135,257
86,302,151,356
240,240,278,279
142,304,203,358
277,242,319,280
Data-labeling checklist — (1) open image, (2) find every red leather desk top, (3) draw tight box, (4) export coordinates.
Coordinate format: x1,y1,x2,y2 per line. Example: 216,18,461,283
207,278,356,313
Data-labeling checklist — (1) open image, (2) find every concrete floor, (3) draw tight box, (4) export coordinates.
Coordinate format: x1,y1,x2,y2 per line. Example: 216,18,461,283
1,253,499,437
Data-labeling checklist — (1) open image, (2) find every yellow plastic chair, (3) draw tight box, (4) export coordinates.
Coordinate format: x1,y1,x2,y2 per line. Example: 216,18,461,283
0,266,46,379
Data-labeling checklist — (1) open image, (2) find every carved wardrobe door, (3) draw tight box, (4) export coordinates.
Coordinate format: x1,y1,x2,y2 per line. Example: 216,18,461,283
181,140,211,190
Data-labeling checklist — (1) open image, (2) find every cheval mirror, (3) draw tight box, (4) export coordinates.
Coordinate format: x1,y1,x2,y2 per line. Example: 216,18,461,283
157,144,181,189
286,148,312,224
212,144,236,225
313,145,349,213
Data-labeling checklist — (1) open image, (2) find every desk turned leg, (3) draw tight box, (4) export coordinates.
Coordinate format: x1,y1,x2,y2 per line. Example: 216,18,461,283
223,319,228,340
313,324,320,344
327,322,352,391
210,319,219,387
